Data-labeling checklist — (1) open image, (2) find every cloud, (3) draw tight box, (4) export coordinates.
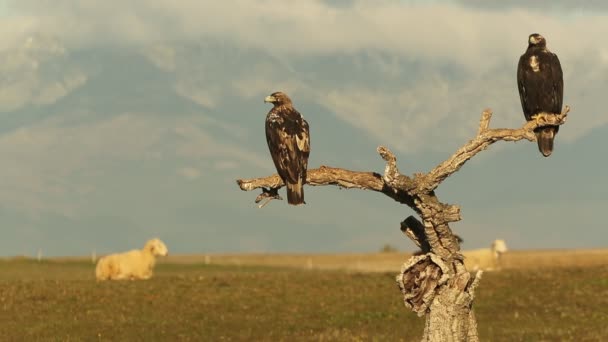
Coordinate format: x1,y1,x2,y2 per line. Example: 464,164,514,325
176,167,201,180
214,160,240,171
6,1,606,152
0,111,268,217
316,65,525,152
7,1,607,67
0,33,87,112
0,112,167,216
453,0,608,12
232,75,306,101
172,122,271,172
174,81,218,109
145,44,176,72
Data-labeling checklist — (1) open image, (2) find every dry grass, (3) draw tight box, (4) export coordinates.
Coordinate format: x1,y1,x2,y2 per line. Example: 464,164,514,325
1,251,607,341
500,249,608,269
156,248,608,273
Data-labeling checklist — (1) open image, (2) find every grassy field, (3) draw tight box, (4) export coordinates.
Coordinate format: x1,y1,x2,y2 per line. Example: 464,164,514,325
155,248,608,272
1,253,607,341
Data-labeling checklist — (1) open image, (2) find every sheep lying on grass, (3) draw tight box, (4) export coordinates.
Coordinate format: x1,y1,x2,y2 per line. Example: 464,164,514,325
463,239,508,272
95,238,168,281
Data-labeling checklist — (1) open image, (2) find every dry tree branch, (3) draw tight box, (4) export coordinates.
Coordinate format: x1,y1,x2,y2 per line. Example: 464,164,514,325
236,106,569,208
237,165,417,206
236,105,569,266
421,106,569,193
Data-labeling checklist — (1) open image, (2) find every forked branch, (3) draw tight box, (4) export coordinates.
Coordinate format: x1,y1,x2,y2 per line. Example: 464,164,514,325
422,106,570,193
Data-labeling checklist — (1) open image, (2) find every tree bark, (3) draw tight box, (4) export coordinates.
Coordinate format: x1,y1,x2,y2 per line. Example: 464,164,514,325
236,107,569,341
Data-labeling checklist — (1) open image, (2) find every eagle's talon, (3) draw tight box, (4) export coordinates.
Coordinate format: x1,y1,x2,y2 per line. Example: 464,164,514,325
254,188,283,207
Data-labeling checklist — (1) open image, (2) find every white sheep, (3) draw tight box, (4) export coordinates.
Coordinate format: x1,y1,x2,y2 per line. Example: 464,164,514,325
95,238,169,281
463,239,508,272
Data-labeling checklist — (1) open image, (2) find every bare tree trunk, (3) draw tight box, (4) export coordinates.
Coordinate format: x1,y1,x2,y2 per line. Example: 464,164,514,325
236,108,569,341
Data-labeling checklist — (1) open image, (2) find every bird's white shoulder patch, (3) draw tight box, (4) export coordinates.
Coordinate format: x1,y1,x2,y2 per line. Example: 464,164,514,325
267,112,281,122
295,134,308,152
529,55,540,72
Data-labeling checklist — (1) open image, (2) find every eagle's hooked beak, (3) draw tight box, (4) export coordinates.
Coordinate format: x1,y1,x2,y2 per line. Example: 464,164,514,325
264,95,276,103
529,36,537,44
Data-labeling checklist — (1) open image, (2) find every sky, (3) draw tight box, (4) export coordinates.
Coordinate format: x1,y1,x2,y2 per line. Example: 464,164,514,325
0,0,606,257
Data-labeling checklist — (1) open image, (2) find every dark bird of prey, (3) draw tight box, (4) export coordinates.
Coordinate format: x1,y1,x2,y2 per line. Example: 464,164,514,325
517,33,564,157
264,92,310,205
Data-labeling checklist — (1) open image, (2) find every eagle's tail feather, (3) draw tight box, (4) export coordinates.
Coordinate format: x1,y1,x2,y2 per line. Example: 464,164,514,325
536,126,556,157
286,179,305,206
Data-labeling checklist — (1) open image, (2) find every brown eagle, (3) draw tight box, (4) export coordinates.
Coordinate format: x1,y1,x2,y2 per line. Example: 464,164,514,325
264,92,310,205
517,33,564,157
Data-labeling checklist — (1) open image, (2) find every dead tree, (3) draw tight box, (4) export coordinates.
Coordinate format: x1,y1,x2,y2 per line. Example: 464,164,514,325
236,107,569,341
